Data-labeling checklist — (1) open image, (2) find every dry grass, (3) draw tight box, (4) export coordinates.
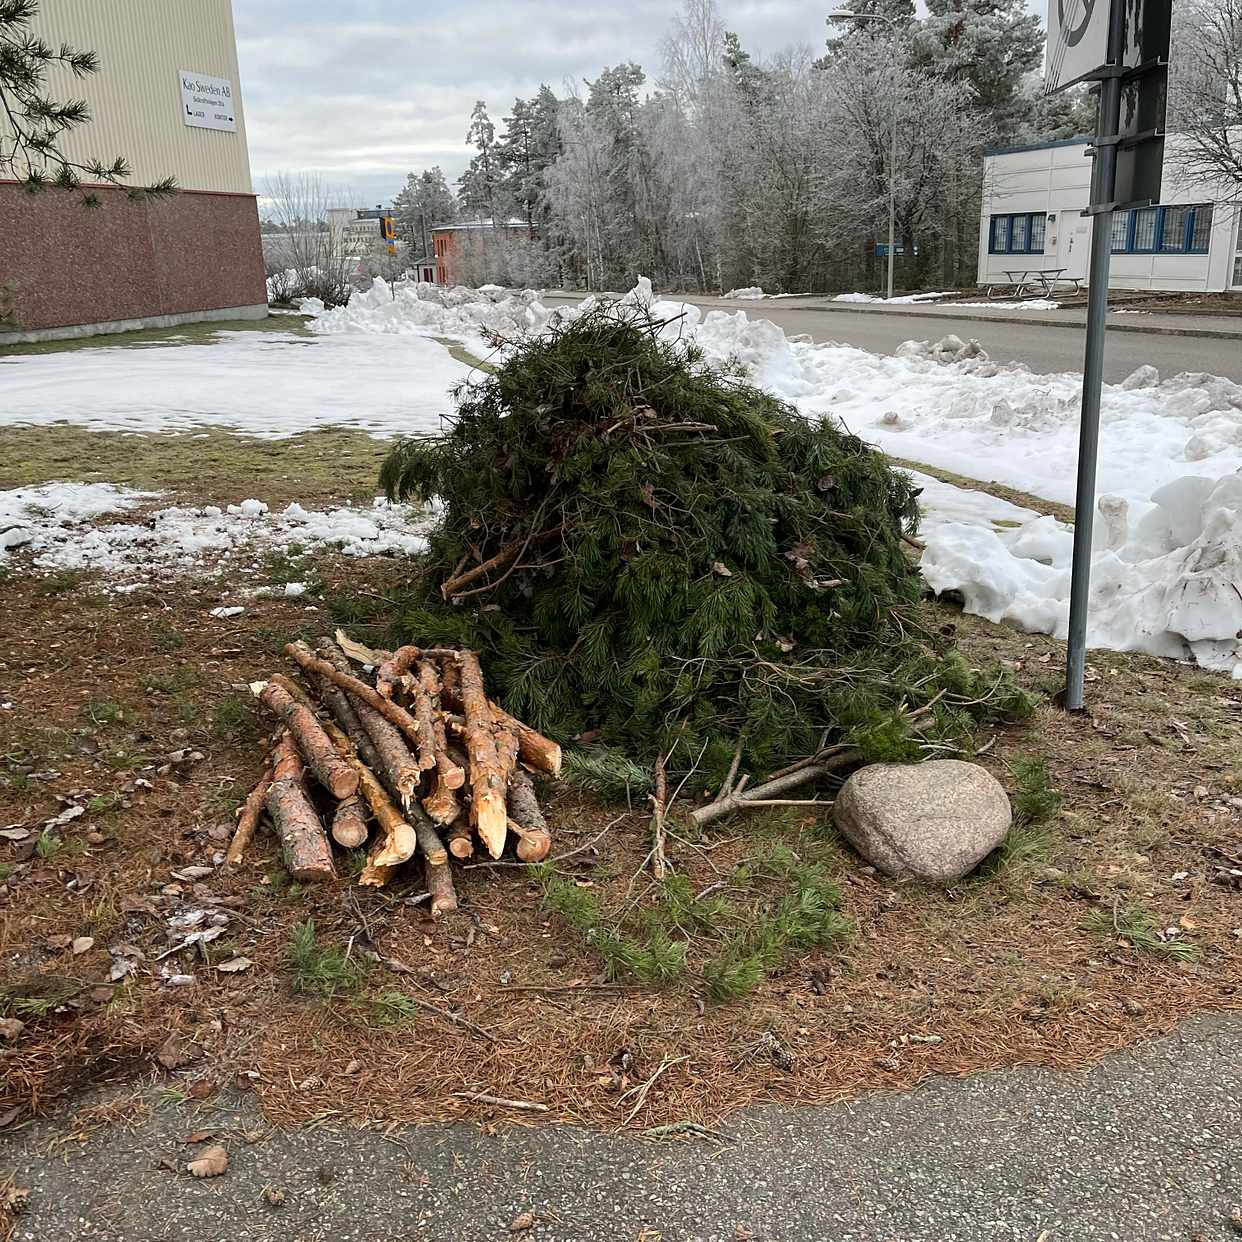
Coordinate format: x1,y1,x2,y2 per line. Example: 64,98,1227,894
0,486,1239,1136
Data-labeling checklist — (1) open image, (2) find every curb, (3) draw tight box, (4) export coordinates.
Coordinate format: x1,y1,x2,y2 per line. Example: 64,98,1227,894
541,292,1242,342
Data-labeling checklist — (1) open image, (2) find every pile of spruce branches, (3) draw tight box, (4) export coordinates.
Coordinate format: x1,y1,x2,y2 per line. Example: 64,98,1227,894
379,304,1027,789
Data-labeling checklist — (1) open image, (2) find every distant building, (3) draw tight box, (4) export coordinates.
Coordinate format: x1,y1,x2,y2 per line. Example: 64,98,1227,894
327,207,397,257
431,219,533,285
0,0,267,343
978,136,1242,294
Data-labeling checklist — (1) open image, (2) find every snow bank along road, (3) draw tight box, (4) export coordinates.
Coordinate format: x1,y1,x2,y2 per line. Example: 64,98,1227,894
3,277,1242,681
542,290,1242,384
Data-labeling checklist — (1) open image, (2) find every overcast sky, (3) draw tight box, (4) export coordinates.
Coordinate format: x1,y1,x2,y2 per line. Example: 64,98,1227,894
232,0,844,208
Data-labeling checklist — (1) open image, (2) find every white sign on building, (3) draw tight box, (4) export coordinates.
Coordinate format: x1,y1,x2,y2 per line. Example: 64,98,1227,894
178,70,237,132
1045,0,1111,94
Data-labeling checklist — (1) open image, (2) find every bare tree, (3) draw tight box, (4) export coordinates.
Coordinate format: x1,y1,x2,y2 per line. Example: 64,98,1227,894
260,172,355,307
1168,0,1242,198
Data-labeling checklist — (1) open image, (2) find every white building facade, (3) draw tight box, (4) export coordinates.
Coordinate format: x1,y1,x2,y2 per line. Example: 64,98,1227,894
977,136,1242,294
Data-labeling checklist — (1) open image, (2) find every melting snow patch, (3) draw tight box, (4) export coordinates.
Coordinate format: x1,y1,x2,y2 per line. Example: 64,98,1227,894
1,486,434,589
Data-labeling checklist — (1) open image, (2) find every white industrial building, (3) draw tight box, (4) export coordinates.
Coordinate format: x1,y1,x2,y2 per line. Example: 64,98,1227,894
977,136,1242,294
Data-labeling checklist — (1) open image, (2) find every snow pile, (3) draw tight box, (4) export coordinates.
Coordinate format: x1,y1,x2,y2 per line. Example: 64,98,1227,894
1,484,434,588
954,299,1061,311
308,278,552,354
723,286,766,300
833,291,958,304
920,471,1242,677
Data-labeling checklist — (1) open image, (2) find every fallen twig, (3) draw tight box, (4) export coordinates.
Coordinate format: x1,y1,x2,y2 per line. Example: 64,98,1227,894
618,1055,689,1128
452,1091,548,1112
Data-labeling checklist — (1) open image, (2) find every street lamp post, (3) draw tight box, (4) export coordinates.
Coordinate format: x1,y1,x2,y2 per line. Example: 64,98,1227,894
830,10,899,300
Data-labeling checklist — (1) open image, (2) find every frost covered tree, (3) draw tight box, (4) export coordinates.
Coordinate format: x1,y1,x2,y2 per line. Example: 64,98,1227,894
393,167,458,257
0,0,173,203
1169,0,1242,196
458,100,501,219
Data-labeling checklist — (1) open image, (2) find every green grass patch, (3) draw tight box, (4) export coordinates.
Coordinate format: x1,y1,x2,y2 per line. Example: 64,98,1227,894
213,693,257,741
143,667,201,695
535,841,851,1001
288,920,366,997
0,313,311,359
990,756,1063,875
1083,903,1202,963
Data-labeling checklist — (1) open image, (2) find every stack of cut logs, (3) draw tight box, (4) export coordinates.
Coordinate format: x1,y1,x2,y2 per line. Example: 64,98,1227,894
226,633,562,916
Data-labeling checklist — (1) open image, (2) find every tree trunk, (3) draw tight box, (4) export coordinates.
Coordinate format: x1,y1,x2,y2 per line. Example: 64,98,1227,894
257,681,358,800
506,768,552,863
307,644,385,774
377,645,419,700
264,732,335,880
410,802,449,866
445,815,474,860
347,753,417,868
420,659,466,789
456,651,510,859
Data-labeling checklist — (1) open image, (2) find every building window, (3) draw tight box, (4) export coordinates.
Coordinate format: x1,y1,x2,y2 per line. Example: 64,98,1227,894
1111,210,1131,253
988,212,1046,255
1109,204,1215,255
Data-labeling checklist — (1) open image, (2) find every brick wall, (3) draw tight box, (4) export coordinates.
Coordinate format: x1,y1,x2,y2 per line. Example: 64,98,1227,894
0,182,267,333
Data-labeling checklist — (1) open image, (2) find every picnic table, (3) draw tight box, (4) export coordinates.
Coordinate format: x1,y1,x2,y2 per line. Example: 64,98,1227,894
986,268,1083,299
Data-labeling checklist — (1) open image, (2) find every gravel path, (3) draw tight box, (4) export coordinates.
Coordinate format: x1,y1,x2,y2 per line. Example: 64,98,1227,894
6,1011,1239,1242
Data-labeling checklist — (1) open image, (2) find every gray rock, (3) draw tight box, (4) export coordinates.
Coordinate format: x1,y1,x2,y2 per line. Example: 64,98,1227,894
833,759,1011,882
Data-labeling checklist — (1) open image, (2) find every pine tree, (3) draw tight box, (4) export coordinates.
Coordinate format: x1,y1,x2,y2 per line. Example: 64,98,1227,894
458,100,501,220
393,167,458,258
0,0,174,204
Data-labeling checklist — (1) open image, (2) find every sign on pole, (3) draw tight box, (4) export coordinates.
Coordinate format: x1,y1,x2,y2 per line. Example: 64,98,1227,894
1045,0,1112,93
179,71,237,132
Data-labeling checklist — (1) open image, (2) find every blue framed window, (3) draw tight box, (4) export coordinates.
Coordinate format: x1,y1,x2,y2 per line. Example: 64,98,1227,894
1110,204,1214,255
988,212,1046,255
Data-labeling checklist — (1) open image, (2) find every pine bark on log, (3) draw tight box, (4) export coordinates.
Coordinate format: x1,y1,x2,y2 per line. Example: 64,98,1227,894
257,681,358,800
307,642,384,769
285,641,423,749
408,662,439,774
226,763,273,866
316,639,420,805
425,855,458,916
506,768,552,863
438,662,561,779
377,645,419,701
422,775,461,827
410,802,449,866
419,659,466,789
445,815,474,860
269,673,319,715
265,732,335,880
457,651,510,859
330,794,369,849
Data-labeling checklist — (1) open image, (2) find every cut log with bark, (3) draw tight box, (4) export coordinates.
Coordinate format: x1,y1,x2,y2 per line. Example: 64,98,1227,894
264,732,335,880
306,647,384,773
445,815,474,860
419,659,466,789
408,662,440,774
409,803,449,866
506,768,552,863
650,751,669,880
456,651,510,859
226,763,273,866
256,681,358,800
422,774,461,827
348,754,417,869
285,641,423,749
316,640,421,806
425,855,458,916
377,645,419,701
330,794,369,849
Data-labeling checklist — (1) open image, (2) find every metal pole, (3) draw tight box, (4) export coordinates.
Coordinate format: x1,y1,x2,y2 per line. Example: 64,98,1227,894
886,84,898,300
1063,6,1125,711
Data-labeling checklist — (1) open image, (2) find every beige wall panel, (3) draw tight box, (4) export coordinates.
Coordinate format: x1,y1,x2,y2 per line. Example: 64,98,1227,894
7,0,253,194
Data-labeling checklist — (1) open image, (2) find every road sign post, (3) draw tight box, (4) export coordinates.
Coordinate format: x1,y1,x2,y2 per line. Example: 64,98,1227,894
1048,0,1170,710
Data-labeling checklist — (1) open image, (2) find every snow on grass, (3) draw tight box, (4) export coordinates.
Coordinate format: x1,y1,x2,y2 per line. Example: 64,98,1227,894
0,326,471,439
0,482,434,589
952,299,1061,311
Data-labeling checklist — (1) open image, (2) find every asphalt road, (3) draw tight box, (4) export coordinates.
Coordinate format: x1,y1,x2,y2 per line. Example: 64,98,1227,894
6,1011,1241,1241
542,293,1242,384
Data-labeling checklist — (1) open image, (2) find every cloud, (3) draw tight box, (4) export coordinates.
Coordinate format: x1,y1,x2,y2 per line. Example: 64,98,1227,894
233,0,823,206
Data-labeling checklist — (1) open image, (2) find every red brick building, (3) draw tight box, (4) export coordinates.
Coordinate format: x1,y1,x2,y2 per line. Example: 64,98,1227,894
432,220,535,286
0,0,266,343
